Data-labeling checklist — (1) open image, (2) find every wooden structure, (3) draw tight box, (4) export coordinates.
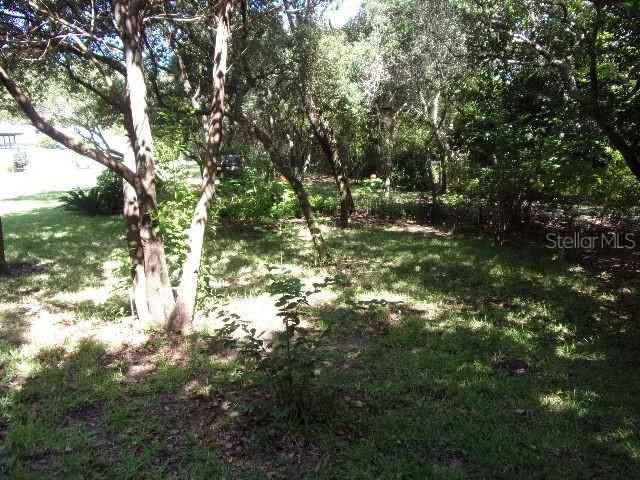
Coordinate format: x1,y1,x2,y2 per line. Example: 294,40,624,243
0,132,22,149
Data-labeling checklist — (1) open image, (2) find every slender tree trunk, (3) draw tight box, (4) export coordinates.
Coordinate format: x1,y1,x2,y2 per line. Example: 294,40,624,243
440,155,448,193
116,0,174,326
232,108,327,262
384,144,392,198
382,115,396,199
122,137,150,323
301,152,311,179
427,155,438,204
335,155,355,227
167,0,233,333
434,133,449,193
0,216,9,276
272,160,326,262
304,90,354,228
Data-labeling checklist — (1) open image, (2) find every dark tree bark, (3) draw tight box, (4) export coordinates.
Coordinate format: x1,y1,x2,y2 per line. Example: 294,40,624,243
167,0,234,333
0,216,9,276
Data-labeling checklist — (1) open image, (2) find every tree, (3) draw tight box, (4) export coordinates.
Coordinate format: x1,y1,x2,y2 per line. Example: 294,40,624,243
354,0,466,197
0,216,9,276
465,0,640,182
167,0,234,332
0,0,177,326
227,0,328,260
1,0,328,328
162,0,328,262
0,0,222,330
283,0,355,228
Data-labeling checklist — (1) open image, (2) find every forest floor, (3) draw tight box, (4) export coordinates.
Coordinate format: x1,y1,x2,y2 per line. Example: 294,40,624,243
1,189,639,479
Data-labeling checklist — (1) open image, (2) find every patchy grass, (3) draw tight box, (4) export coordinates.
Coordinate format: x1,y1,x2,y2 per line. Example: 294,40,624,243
1,196,639,479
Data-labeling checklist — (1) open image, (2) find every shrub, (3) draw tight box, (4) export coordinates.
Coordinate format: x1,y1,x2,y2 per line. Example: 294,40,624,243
12,151,28,172
225,270,340,421
39,136,58,149
60,169,124,215
156,179,199,279
216,169,301,222
310,194,339,216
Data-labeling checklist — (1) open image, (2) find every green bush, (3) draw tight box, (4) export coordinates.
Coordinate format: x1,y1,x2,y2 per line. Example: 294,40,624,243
585,154,640,224
232,270,341,421
11,151,28,171
156,179,199,279
216,169,300,222
60,169,124,215
310,194,339,216
39,136,58,149
353,181,429,221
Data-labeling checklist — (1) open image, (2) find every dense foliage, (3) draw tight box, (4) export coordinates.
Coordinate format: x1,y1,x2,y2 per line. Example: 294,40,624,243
60,170,124,216
4,0,639,243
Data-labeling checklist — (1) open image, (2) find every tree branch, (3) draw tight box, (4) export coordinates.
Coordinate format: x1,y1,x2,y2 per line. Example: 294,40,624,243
0,66,137,186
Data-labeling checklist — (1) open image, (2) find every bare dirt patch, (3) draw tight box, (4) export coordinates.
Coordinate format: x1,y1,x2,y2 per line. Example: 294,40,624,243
491,354,529,375
434,449,470,472
7,261,45,277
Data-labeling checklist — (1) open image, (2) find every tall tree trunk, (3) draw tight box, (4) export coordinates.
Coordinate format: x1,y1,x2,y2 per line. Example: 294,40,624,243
116,0,174,326
122,137,150,324
0,216,9,276
440,155,448,193
167,0,233,333
428,159,438,204
433,132,449,193
383,125,393,199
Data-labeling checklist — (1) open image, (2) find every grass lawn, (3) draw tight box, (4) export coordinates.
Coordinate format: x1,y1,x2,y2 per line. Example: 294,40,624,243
1,194,639,479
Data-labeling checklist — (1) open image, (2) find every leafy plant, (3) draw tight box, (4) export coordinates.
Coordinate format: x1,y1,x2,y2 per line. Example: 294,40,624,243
216,168,301,222
11,151,28,172
38,136,58,149
60,169,124,215
233,270,340,421
156,177,199,280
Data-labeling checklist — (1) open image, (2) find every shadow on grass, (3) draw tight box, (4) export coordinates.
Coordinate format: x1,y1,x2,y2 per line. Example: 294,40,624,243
1,206,125,301
1,211,638,479
3,191,68,202
2,288,638,479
